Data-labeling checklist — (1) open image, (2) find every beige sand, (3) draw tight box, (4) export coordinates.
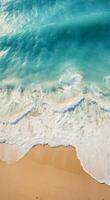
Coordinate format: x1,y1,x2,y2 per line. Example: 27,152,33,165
0,145,110,200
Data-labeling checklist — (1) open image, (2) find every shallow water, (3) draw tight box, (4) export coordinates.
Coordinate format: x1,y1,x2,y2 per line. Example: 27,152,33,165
0,0,110,185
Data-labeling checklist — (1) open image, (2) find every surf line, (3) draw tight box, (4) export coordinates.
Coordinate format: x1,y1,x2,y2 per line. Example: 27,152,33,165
54,97,110,113
0,97,110,125
0,106,34,125
0,98,85,125
54,97,85,113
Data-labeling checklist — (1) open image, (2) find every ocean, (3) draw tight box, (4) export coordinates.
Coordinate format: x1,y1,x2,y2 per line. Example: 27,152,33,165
0,0,110,184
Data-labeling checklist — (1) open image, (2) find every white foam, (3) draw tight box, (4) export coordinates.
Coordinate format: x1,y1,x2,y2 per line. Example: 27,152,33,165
0,77,21,88
0,49,9,57
104,75,110,89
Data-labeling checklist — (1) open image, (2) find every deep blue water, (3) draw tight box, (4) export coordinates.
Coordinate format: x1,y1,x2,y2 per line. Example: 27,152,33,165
0,0,110,90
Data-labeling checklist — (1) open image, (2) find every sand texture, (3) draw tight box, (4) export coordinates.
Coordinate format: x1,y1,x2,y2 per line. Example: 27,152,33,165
0,145,110,200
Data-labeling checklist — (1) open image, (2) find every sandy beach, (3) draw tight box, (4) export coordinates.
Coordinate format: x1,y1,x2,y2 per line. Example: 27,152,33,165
0,145,110,200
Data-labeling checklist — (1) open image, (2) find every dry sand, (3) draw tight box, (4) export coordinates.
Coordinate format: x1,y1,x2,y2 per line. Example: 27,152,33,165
0,144,110,200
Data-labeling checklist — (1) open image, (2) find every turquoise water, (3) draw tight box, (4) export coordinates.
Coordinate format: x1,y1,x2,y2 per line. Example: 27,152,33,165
0,0,110,90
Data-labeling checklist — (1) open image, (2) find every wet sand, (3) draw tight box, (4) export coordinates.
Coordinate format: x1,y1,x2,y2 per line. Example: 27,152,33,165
0,145,110,200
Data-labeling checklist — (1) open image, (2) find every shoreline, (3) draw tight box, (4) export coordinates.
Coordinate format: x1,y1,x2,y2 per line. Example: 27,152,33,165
0,84,110,185
0,144,110,200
